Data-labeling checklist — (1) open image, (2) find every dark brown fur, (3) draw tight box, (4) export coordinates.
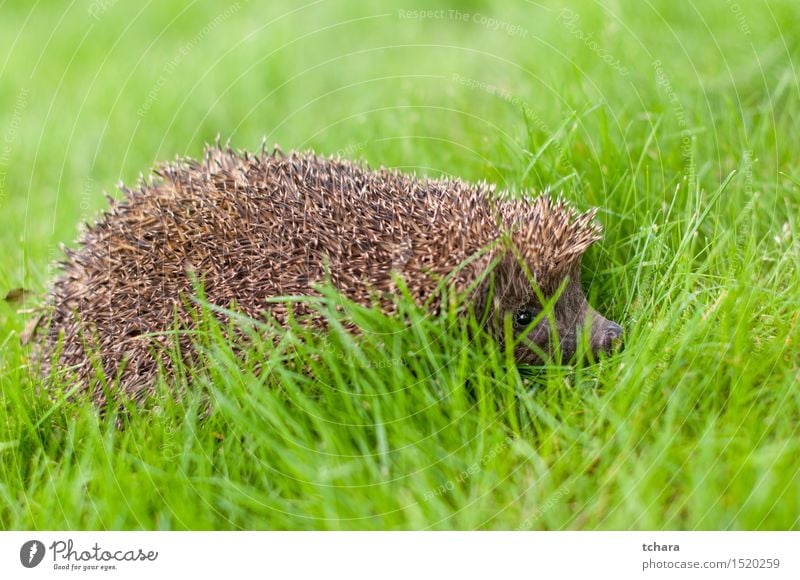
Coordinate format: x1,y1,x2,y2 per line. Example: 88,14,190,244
37,145,620,403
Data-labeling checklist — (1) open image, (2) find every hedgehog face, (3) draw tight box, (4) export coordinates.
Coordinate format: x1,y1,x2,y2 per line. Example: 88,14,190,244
486,196,622,364
491,261,622,364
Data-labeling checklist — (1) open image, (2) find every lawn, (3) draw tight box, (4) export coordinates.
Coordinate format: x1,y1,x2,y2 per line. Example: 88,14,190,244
0,0,798,529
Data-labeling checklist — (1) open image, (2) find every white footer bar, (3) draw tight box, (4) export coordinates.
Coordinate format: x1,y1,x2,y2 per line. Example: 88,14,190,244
2,532,798,579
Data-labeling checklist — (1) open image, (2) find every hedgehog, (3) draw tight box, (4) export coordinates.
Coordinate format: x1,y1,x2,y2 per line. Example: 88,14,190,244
35,145,622,404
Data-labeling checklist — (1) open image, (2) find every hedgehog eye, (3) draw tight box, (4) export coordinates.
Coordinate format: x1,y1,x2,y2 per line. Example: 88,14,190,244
513,307,536,330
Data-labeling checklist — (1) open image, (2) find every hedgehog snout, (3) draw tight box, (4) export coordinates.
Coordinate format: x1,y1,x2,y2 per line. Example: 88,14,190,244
605,322,624,344
590,312,624,355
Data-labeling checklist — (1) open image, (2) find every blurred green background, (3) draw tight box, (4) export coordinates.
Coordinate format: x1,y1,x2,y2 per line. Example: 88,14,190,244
2,0,795,288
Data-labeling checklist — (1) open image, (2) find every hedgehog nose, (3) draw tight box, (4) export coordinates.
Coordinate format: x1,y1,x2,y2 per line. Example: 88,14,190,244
603,322,624,350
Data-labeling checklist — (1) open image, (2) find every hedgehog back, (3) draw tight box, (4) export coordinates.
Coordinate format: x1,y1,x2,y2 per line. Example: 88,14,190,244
41,148,500,400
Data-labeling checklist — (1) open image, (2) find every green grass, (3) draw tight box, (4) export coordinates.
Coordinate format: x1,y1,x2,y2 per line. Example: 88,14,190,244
1,0,799,529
